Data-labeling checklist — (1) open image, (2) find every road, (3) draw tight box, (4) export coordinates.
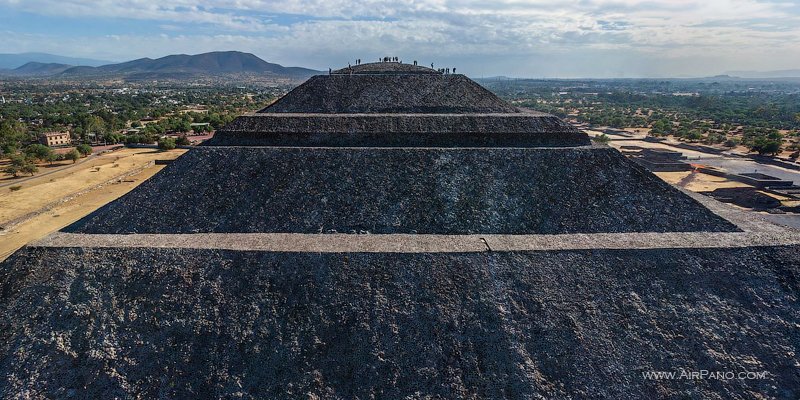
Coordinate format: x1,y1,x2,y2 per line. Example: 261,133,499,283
693,157,800,185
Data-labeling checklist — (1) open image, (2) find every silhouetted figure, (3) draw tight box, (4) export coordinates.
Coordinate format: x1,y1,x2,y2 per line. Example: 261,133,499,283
431,63,434,69
446,68,450,74
413,60,417,66
453,67,456,74
329,68,331,75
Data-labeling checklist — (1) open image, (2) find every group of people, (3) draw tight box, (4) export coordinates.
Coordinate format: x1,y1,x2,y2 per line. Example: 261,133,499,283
328,57,458,75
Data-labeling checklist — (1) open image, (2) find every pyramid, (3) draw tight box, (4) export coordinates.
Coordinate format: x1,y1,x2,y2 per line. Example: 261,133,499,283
2,62,799,398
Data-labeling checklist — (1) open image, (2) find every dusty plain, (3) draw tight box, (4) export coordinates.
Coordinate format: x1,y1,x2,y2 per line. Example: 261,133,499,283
0,147,185,260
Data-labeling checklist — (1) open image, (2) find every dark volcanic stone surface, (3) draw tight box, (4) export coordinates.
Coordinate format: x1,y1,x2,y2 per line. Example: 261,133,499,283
63,146,738,234
331,62,439,75
260,74,519,114
2,246,798,399
206,113,588,147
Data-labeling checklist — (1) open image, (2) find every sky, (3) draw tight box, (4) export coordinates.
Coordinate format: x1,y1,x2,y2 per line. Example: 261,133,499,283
1,0,799,78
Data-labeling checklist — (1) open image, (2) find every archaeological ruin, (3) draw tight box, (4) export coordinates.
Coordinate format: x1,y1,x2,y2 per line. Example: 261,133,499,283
1,61,799,399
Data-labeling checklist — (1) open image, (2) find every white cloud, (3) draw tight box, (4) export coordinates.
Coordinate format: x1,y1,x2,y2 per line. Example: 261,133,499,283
1,0,799,77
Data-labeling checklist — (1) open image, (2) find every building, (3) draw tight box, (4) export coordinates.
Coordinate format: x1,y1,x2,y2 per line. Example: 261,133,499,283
2,61,799,398
38,131,71,147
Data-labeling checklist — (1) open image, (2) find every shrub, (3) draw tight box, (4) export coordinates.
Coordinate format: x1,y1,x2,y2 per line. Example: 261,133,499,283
24,144,53,162
158,137,176,151
723,138,740,148
9,185,21,191
65,149,81,164
175,136,191,146
76,144,93,156
4,154,36,177
592,134,611,144
749,137,782,156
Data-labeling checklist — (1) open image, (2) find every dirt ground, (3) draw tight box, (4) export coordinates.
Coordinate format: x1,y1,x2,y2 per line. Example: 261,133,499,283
0,148,186,260
655,170,751,192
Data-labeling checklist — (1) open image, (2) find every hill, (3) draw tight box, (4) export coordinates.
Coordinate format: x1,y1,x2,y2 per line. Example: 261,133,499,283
0,52,110,69
725,69,800,79
62,51,318,78
11,62,73,76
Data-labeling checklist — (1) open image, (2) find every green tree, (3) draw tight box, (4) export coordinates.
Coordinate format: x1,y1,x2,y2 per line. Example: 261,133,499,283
45,152,59,166
76,144,93,156
65,149,81,164
158,137,176,151
592,134,611,144
24,144,53,162
749,137,782,156
0,121,29,156
175,136,191,146
21,162,38,176
4,155,37,177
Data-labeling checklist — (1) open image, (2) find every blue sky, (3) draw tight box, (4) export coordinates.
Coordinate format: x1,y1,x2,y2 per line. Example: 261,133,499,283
1,0,799,78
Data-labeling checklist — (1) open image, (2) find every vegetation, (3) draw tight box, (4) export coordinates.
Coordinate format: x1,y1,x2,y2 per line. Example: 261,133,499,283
158,137,176,151
483,78,800,156
76,144,92,156
592,134,611,144
1,81,282,178
4,154,38,177
65,149,81,163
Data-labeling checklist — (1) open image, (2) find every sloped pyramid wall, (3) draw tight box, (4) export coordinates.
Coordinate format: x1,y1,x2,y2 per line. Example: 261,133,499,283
2,62,799,399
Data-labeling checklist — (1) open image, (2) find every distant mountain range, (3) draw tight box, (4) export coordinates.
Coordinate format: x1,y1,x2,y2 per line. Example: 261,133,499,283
0,52,111,69
0,51,319,79
724,69,800,79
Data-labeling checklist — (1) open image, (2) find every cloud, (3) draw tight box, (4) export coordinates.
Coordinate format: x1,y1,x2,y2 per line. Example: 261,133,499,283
0,0,799,77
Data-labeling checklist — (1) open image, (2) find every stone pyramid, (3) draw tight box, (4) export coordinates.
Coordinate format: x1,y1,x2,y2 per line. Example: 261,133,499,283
1,62,799,399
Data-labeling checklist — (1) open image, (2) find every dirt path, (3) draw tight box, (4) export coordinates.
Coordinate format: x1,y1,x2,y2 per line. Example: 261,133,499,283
0,148,186,261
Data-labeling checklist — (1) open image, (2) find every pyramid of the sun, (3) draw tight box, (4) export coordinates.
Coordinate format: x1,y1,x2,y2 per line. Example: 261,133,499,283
2,62,799,399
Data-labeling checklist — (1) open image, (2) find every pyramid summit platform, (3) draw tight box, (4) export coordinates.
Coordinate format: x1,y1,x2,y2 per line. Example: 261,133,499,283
1,60,799,399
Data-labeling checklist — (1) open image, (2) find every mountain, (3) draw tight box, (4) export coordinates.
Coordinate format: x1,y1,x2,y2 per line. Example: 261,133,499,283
11,62,73,76
725,69,800,79
62,51,319,78
0,52,111,69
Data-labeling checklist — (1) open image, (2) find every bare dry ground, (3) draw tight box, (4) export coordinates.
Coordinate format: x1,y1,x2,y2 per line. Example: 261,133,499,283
0,148,186,260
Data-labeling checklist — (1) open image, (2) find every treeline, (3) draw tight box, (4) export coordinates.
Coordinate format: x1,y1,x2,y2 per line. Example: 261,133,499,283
484,78,800,156
0,85,278,154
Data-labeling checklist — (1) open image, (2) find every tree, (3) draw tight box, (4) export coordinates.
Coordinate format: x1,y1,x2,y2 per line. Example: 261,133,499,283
4,155,37,177
24,144,53,162
76,144,93,156
749,137,782,156
85,115,106,142
45,152,59,166
175,136,191,146
158,137,176,151
65,149,81,164
592,134,611,144
102,132,123,144
0,121,29,156
21,162,38,176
